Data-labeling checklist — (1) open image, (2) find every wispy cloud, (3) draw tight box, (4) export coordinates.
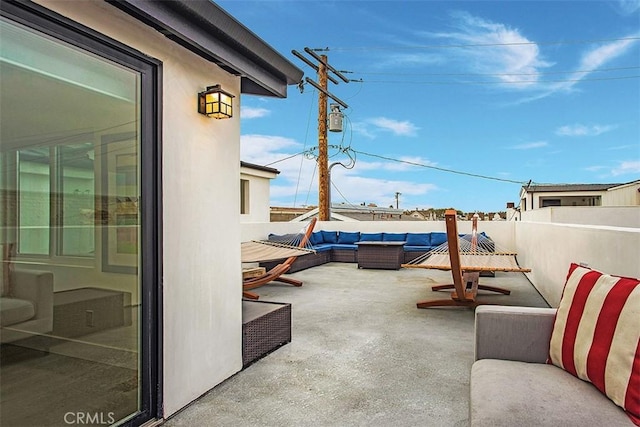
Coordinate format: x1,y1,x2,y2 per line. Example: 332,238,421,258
611,160,640,176
241,134,303,164
241,134,437,208
616,0,640,15
525,33,640,101
426,12,553,88
424,12,639,102
330,168,438,206
241,107,270,119
508,141,549,150
585,165,607,172
369,117,419,136
555,123,617,137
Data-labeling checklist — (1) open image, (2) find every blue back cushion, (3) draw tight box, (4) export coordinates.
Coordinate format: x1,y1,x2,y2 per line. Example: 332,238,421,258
405,233,431,246
430,232,447,246
268,233,298,243
359,232,383,242
337,231,360,244
321,230,339,244
383,233,407,242
309,231,323,245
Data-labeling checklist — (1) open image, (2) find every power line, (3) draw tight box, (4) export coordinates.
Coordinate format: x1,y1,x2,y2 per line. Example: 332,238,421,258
351,149,529,185
264,151,308,167
328,36,640,51
357,75,640,85
350,65,640,78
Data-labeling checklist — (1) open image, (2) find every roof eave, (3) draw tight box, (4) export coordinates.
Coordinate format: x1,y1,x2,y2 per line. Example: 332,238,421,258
106,0,303,98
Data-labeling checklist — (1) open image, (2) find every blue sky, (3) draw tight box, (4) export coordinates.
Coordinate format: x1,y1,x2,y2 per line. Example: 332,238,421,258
220,0,640,213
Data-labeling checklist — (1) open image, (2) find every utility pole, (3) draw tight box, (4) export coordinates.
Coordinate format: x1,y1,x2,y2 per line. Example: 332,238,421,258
291,48,350,221
317,57,329,220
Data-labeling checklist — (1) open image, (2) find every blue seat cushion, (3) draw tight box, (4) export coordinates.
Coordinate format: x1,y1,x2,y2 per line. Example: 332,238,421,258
309,231,323,245
337,231,360,244
430,232,447,247
359,232,383,242
383,232,407,242
321,230,339,244
405,233,431,246
312,244,334,252
331,244,358,250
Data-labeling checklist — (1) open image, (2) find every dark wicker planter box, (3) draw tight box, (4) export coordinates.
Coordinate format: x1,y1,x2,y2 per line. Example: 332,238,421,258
356,242,405,270
260,251,329,273
242,300,291,367
331,250,357,263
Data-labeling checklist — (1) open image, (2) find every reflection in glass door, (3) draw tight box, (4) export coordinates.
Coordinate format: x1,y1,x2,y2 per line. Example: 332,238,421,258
0,14,151,426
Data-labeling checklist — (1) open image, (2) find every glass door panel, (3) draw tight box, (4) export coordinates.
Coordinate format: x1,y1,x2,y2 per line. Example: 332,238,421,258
1,17,143,426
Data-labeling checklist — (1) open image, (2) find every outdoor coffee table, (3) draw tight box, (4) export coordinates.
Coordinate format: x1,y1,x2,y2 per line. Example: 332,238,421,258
355,241,406,270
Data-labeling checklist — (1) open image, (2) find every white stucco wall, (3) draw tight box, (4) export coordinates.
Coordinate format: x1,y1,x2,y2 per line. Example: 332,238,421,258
604,182,640,206
515,221,640,307
521,206,640,228
240,167,277,223
37,0,243,417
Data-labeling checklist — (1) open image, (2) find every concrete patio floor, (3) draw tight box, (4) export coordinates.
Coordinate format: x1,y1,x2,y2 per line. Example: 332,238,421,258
164,263,549,427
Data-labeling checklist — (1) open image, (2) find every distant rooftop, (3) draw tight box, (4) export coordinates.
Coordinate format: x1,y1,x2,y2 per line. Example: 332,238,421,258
522,183,622,192
241,161,280,175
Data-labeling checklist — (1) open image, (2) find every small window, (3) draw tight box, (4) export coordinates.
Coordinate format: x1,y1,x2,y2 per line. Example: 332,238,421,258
240,179,250,214
541,199,561,207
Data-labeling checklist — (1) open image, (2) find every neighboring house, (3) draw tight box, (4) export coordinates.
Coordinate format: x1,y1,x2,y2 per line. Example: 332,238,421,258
0,1,302,426
240,162,279,223
292,204,406,222
519,181,640,211
271,206,316,222
406,209,428,220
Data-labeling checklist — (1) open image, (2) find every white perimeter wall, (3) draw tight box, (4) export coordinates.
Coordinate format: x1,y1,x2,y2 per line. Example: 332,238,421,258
515,222,640,306
521,206,640,228
39,0,243,417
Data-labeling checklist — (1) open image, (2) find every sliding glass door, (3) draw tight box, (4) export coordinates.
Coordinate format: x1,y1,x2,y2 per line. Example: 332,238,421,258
0,4,159,426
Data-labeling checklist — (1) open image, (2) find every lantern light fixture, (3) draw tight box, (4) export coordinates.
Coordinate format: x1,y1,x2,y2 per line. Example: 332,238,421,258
198,85,234,119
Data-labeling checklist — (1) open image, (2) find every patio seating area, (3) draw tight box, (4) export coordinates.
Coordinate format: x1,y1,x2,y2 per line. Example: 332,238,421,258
164,262,549,426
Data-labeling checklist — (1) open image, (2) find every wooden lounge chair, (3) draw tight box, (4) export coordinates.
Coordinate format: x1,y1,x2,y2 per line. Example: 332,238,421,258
416,210,511,308
243,217,317,299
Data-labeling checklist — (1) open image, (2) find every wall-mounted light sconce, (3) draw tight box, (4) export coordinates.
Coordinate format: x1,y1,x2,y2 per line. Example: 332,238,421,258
198,85,234,119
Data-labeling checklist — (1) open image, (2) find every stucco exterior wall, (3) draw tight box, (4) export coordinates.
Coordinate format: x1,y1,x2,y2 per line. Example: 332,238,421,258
240,168,276,223
515,221,640,306
37,0,242,417
520,206,640,228
604,182,640,206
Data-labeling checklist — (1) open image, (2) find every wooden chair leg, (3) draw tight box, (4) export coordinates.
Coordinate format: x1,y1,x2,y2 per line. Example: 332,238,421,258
243,291,259,300
477,284,511,295
274,276,303,287
417,298,480,308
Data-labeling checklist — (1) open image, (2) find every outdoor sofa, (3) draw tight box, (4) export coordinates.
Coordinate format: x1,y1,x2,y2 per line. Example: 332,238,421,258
1,269,54,343
471,264,639,427
260,230,495,272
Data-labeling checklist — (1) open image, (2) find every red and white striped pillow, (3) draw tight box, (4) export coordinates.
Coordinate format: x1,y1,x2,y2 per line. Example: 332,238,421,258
549,263,640,425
